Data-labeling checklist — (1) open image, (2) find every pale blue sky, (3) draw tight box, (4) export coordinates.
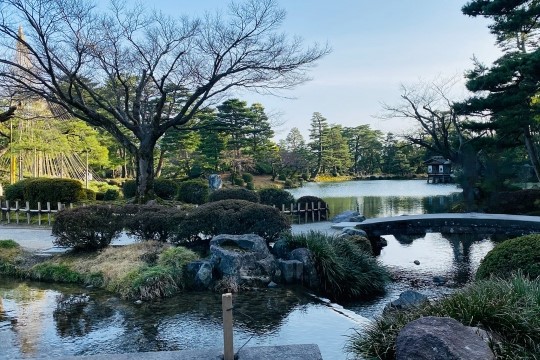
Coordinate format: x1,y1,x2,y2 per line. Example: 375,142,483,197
151,1,502,139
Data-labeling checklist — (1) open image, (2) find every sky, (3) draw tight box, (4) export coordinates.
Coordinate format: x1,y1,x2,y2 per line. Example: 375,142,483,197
151,1,502,140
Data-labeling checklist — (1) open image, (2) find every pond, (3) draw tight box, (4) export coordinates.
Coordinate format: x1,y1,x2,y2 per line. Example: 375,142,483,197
1,180,499,360
287,179,462,218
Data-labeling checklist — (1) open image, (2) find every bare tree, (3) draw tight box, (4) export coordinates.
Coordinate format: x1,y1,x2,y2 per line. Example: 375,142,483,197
0,0,329,199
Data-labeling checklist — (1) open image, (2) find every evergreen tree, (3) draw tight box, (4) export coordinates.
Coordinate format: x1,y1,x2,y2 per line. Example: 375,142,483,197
325,124,351,175
308,112,329,178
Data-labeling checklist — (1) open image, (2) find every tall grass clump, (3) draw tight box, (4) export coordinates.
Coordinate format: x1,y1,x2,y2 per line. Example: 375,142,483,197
348,273,540,360
284,231,388,300
0,239,25,276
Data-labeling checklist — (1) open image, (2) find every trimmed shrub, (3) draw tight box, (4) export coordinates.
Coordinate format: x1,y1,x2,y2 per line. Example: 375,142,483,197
123,205,187,242
246,181,255,190
52,205,123,251
154,178,179,200
242,173,254,183
476,234,540,280
103,188,120,201
208,188,260,203
258,188,295,208
284,231,388,300
122,180,137,198
349,273,540,359
173,199,290,243
6,178,86,205
177,179,209,204
84,189,97,201
0,239,19,249
278,174,287,181
233,177,245,186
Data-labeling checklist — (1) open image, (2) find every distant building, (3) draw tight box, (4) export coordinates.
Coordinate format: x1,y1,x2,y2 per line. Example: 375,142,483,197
424,156,452,183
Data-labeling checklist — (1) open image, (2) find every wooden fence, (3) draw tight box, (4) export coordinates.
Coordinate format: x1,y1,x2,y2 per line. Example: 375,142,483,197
0,200,72,226
275,202,329,224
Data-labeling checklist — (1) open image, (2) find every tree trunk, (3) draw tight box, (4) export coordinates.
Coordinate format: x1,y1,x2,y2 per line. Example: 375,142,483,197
154,148,165,178
523,127,540,182
136,137,157,202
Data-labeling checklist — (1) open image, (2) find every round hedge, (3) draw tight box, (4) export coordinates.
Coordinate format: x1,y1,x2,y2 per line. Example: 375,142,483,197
208,188,259,203
476,234,540,280
258,188,295,208
177,179,209,204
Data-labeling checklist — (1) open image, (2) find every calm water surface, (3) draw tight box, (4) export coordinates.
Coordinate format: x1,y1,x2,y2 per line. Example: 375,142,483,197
1,180,498,360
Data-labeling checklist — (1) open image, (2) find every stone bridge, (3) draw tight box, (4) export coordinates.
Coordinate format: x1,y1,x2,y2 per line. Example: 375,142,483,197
355,213,540,255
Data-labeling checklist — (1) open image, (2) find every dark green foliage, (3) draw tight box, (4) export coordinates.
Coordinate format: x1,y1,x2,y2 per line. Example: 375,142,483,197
259,188,295,208
84,189,96,201
476,234,540,280
103,188,120,201
233,177,245,186
5,178,86,205
278,174,287,181
177,179,209,204
122,180,137,198
208,188,260,203
284,179,294,188
346,235,373,254
30,263,81,283
52,205,123,251
123,205,187,242
483,189,540,214
296,195,328,218
349,273,540,359
153,178,179,200
173,199,290,243
241,173,254,183
0,239,19,249
246,181,255,190
284,231,388,300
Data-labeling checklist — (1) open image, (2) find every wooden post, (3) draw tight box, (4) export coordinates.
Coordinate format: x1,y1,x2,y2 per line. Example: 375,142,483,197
222,293,234,360
317,201,321,221
311,202,315,222
15,200,19,224
6,200,10,224
47,202,51,225
26,201,30,224
37,202,41,226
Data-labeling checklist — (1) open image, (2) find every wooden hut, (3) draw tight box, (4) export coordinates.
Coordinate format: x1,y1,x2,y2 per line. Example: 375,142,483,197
424,156,452,183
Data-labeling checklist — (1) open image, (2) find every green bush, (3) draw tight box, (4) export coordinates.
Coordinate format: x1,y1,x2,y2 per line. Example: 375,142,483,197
258,188,295,208
233,177,245,186
122,180,137,198
103,188,120,201
154,178,179,200
284,231,388,300
0,239,19,249
246,181,255,190
242,173,254,183
6,178,86,205
476,234,540,280
284,179,294,188
30,263,81,283
173,199,290,243
84,189,96,201
349,273,540,359
177,179,209,204
278,174,287,181
208,188,260,203
52,205,123,251
123,205,187,242
297,195,328,219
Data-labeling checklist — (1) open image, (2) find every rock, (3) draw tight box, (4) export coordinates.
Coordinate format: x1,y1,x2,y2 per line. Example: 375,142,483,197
349,215,366,222
210,234,276,287
278,259,303,284
332,210,360,223
414,260,420,265
433,276,447,286
396,316,495,360
186,260,214,290
387,290,428,311
271,238,290,260
267,281,278,288
340,227,368,237
290,248,319,289
208,174,222,190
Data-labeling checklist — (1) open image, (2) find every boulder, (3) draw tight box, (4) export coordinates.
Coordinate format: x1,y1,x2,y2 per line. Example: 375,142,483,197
278,259,303,284
208,174,223,190
290,248,319,289
210,234,276,287
271,238,291,260
340,227,368,237
386,290,428,311
186,260,213,290
396,316,495,360
332,210,360,223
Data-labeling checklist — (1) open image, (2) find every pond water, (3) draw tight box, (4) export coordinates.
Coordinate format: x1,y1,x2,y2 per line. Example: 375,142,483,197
287,179,462,218
1,180,499,360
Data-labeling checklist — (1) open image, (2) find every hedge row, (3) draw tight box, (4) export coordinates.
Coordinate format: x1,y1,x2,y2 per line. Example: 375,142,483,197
5,178,87,205
52,201,291,251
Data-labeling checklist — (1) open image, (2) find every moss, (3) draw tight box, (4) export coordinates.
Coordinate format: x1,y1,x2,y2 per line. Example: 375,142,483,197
476,234,540,280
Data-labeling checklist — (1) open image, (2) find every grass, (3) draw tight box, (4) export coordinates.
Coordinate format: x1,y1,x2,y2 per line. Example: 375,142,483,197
284,231,389,300
348,272,540,360
0,240,199,300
